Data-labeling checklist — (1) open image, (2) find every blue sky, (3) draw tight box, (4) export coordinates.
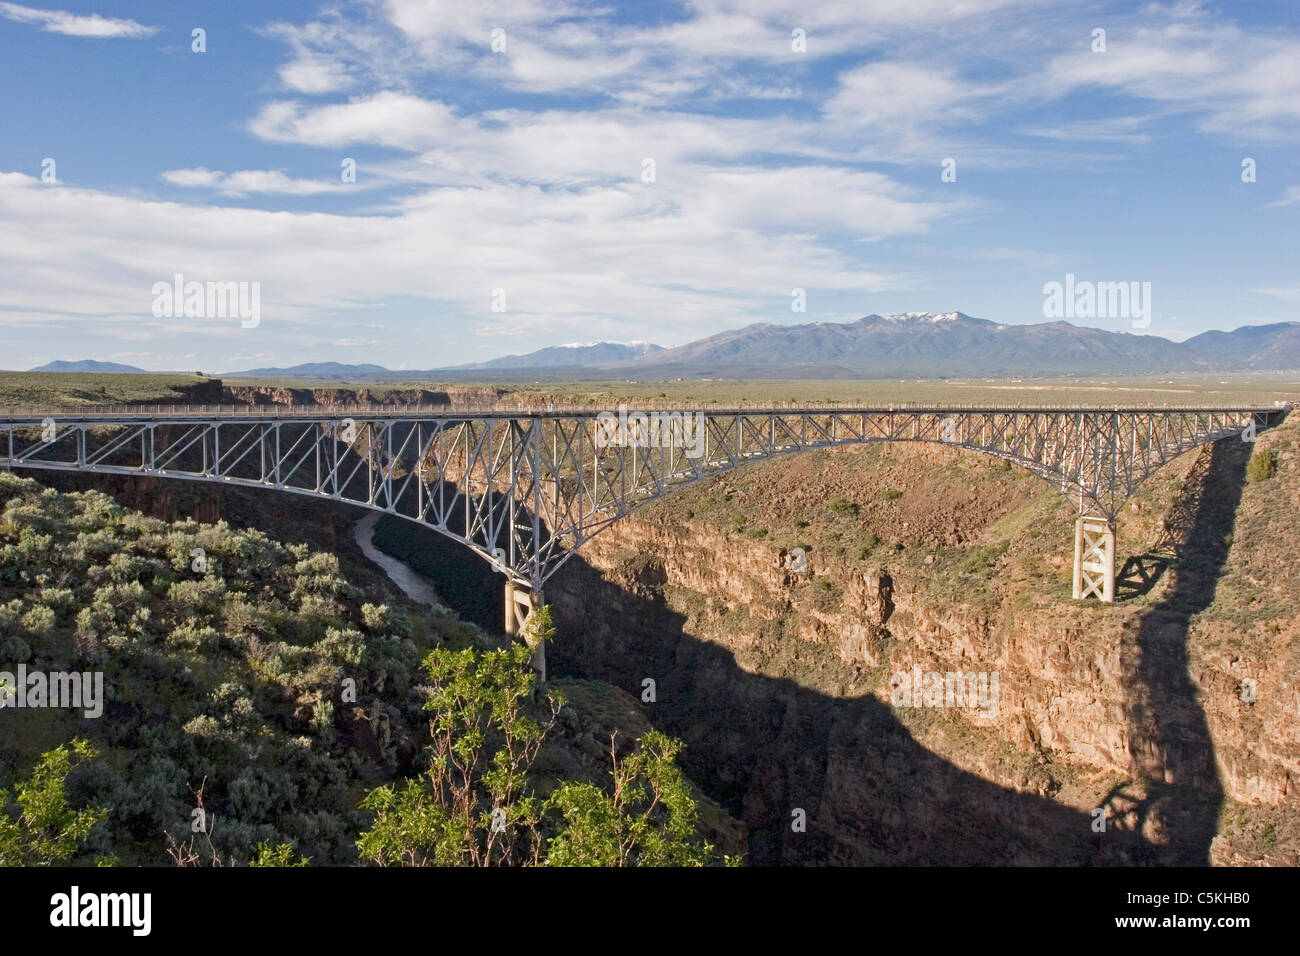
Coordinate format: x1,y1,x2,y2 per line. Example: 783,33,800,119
0,0,1296,372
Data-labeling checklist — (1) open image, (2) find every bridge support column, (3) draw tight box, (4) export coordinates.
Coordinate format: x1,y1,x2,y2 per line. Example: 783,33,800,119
504,581,546,683
1072,516,1115,602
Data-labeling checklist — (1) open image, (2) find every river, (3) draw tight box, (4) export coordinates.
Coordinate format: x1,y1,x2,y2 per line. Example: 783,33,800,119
353,512,442,610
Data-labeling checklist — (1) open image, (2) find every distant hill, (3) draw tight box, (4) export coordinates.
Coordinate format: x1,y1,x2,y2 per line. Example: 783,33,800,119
449,341,664,370
224,361,395,380
27,359,147,374
223,343,666,380
1183,322,1300,370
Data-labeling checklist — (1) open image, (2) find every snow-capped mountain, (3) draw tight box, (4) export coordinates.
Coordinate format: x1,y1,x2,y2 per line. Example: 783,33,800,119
629,312,1247,377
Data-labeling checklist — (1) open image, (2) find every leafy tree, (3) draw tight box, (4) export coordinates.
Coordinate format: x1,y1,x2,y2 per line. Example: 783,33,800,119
356,618,561,866
0,739,109,866
544,730,724,867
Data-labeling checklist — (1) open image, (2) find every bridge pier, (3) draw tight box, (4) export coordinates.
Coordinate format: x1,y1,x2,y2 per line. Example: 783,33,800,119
504,581,546,683
1072,515,1115,602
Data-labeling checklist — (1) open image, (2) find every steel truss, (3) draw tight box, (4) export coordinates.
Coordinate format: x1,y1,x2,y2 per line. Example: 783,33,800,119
0,405,1282,590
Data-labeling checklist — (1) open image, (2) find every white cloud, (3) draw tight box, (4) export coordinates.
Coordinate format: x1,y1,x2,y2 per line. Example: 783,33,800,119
633,0,1044,62
0,2,157,38
1270,186,1300,208
502,42,643,93
1040,22,1300,140
824,62,988,130
382,0,582,47
280,55,352,94
1255,287,1300,303
249,93,463,149
1017,116,1154,144
162,167,341,196
248,94,821,187
687,166,957,239
160,168,222,188
265,0,1061,109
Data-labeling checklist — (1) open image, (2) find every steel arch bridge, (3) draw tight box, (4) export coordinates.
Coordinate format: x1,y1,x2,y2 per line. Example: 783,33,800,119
0,402,1284,628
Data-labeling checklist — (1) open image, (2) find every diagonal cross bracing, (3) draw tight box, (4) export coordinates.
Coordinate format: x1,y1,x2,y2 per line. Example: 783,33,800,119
0,404,1283,590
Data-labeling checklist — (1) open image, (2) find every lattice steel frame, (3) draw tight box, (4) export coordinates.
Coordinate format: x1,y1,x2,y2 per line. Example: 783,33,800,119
1,406,1281,589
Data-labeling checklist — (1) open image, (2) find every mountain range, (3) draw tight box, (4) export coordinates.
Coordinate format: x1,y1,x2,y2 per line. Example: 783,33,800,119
641,312,1195,378
24,314,1300,380
1181,321,1300,369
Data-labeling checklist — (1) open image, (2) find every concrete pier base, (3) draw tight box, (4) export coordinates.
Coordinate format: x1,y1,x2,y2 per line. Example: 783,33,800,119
1072,516,1116,602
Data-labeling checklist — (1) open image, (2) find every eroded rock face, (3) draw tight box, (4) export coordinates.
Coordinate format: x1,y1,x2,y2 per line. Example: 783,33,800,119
174,379,224,404
547,542,1132,865
859,568,894,627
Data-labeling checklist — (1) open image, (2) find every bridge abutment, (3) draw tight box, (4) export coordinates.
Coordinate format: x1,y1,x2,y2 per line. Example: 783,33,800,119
1072,515,1116,602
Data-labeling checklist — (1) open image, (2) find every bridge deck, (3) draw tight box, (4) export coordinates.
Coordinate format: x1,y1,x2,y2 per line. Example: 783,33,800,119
1,402,1286,423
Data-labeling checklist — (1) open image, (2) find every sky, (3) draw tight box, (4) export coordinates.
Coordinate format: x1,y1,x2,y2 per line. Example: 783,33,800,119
0,0,1296,373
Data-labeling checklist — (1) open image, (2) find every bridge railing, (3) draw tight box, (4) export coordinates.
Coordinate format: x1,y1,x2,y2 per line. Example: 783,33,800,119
0,400,1287,421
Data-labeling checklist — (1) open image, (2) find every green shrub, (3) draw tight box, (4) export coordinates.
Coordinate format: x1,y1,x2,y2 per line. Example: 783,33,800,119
20,604,55,636
854,533,881,560
826,496,859,517
956,540,1011,576
0,477,471,866
1247,449,1278,482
